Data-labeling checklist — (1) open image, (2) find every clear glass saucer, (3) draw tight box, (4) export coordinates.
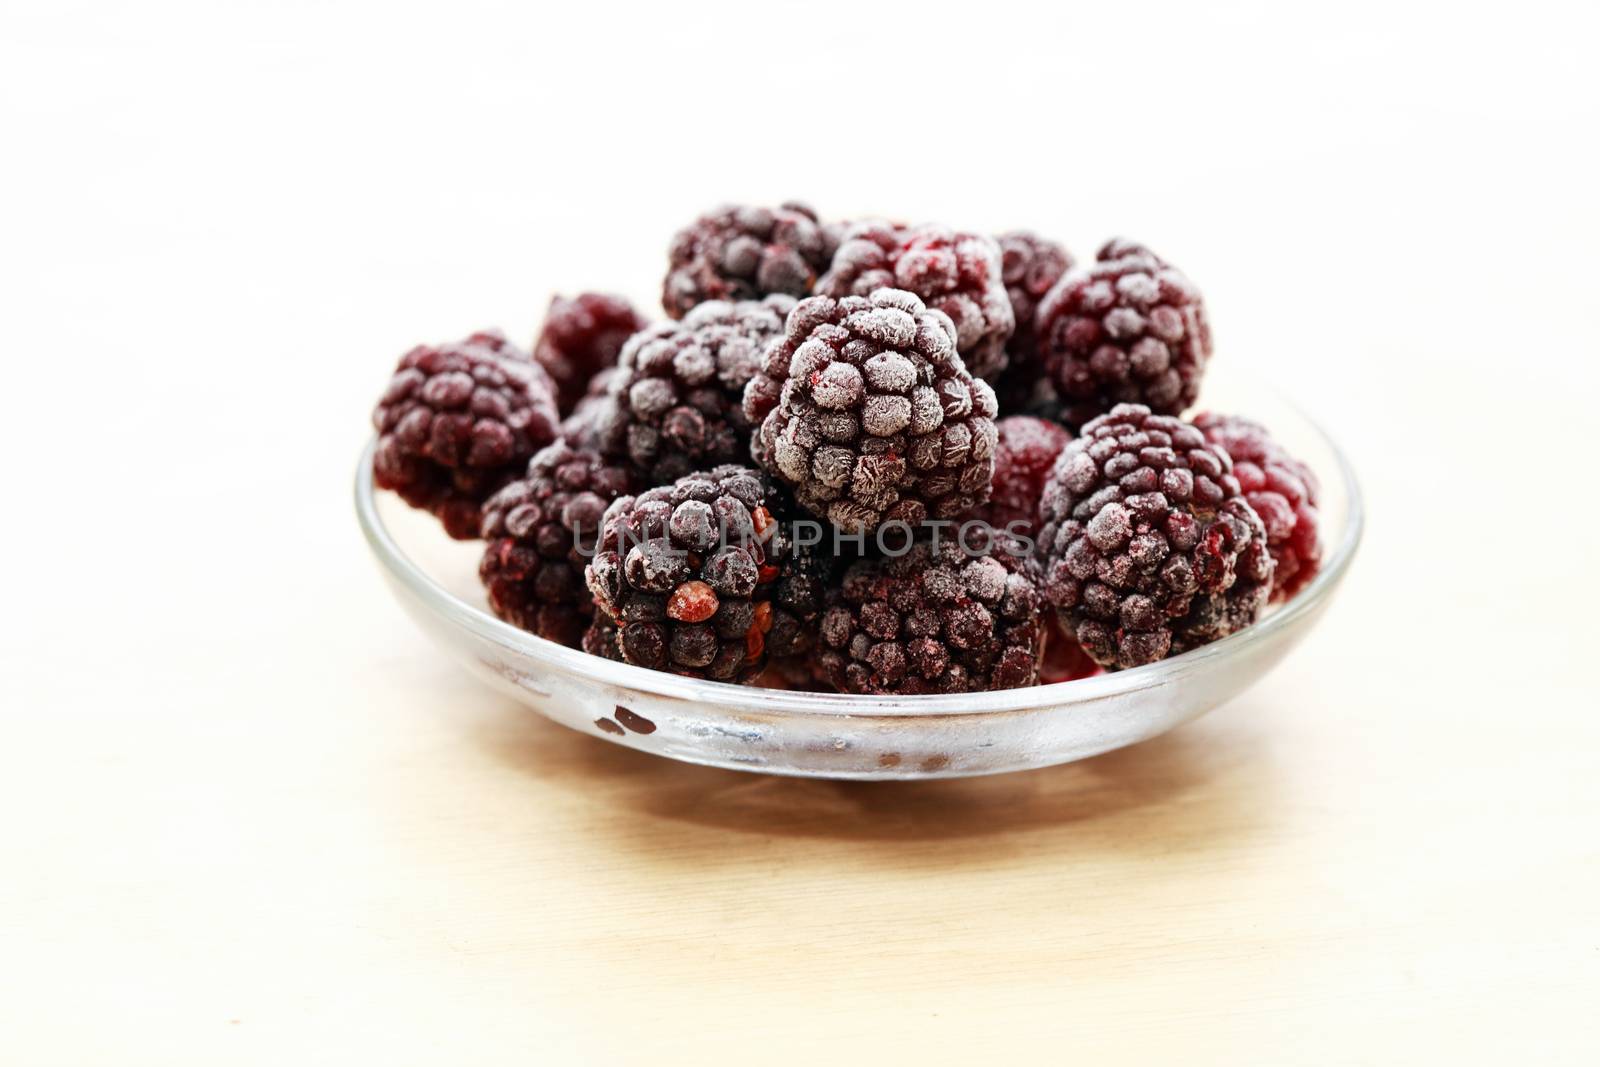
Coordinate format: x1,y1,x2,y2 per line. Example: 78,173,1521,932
354,371,1362,780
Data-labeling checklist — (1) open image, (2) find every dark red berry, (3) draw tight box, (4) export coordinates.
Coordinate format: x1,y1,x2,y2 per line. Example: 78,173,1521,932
745,288,999,534
663,203,837,319
1035,239,1212,424
478,443,637,646
815,540,1046,695
1194,412,1323,602
974,415,1074,543
1039,404,1274,670
999,231,1073,361
372,330,560,539
584,465,820,682
995,231,1074,414
598,296,792,485
532,293,648,415
559,366,620,450
819,222,1014,380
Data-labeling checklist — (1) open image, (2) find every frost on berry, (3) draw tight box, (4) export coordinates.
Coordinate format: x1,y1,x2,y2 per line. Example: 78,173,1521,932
583,465,824,682
744,288,998,534
597,296,792,485
1039,404,1274,670
998,231,1073,358
372,330,561,540
815,540,1045,695
663,203,837,319
532,293,648,415
478,442,636,646
974,415,1074,541
994,231,1074,416
1194,412,1323,602
818,223,1015,381
1034,239,1212,424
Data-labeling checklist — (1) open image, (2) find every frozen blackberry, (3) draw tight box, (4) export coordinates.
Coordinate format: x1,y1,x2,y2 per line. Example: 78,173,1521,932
1034,239,1212,422
584,465,809,681
532,292,648,415
745,288,999,534
1194,412,1322,602
598,296,793,485
479,443,637,646
662,203,836,318
372,330,561,539
819,223,1015,381
1039,404,1274,670
995,231,1074,413
972,415,1073,545
999,231,1074,360
815,540,1046,695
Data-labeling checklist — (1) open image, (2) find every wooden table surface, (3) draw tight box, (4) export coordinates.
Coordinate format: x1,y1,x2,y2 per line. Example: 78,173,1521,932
5,3,1598,1063
10,499,1597,1064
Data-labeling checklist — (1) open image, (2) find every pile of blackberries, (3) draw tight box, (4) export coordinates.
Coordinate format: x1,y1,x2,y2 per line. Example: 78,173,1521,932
371,203,1322,693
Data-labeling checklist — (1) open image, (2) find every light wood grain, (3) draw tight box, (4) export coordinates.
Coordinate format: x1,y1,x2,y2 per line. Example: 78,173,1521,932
6,502,1597,1063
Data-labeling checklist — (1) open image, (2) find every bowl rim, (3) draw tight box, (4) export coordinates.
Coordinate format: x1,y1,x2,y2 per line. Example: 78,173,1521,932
355,403,1362,718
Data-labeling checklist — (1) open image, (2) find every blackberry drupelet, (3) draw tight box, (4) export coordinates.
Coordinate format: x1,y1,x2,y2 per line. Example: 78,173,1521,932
662,203,836,318
582,615,625,662
1194,412,1323,602
1039,404,1274,670
744,288,999,534
597,296,793,486
532,292,648,415
1034,239,1212,423
372,329,561,539
815,540,1046,695
584,465,812,681
819,222,1015,381
478,443,637,646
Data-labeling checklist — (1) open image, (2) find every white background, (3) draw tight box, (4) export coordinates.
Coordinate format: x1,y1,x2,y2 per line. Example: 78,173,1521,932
3,1,1598,1063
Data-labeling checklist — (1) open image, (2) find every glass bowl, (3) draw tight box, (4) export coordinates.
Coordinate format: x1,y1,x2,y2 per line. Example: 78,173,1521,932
355,372,1362,780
